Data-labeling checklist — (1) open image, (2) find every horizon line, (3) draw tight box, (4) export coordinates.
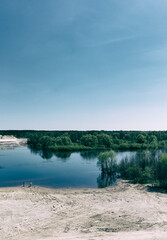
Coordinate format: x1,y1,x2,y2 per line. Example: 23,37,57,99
0,129,167,132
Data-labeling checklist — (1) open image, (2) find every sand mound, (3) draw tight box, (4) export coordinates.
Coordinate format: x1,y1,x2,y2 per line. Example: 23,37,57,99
0,181,166,240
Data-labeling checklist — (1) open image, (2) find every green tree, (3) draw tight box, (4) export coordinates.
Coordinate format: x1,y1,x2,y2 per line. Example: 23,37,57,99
136,134,146,144
55,136,72,146
80,134,98,147
97,150,117,188
157,153,167,187
97,133,112,148
40,136,55,149
97,150,117,174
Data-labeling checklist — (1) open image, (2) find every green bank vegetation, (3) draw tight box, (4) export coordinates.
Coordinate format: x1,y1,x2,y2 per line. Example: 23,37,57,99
1,130,167,151
97,150,117,188
118,151,167,188
0,130,167,188
97,150,167,189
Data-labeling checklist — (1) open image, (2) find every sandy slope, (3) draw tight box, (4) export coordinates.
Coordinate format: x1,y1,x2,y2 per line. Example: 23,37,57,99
0,181,167,240
0,136,27,148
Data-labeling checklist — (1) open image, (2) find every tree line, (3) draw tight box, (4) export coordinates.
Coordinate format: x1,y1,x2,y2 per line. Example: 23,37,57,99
0,130,167,151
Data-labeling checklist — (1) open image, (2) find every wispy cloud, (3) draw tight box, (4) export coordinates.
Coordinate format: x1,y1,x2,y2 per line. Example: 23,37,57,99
87,35,136,47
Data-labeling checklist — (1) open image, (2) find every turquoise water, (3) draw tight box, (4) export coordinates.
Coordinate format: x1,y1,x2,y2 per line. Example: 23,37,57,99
0,147,135,188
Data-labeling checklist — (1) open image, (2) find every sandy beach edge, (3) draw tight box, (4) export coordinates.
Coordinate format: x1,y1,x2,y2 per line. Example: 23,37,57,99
0,180,166,240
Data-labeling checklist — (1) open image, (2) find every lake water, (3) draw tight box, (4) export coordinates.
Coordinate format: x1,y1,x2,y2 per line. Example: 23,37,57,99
0,146,136,188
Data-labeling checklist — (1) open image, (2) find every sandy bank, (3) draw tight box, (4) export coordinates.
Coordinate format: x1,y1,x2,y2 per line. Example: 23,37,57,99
0,181,167,240
0,135,27,149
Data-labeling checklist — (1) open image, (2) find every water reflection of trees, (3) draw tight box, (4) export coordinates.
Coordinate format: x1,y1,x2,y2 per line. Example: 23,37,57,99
80,151,101,160
97,172,117,188
41,151,71,161
40,150,53,159
28,145,39,155
28,146,53,160
28,145,71,160
29,145,102,161
53,151,71,160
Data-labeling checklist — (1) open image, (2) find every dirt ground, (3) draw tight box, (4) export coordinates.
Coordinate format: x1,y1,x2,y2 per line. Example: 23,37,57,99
0,181,167,240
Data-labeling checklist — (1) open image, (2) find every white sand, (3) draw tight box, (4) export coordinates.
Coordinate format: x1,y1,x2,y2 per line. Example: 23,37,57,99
0,136,27,148
0,139,18,142
0,181,166,240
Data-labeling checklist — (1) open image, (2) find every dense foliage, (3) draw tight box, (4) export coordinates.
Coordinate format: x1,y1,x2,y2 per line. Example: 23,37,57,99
0,130,167,151
118,151,167,188
96,150,167,189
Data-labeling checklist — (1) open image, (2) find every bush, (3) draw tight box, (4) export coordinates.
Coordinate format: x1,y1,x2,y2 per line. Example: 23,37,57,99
80,134,98,147
55,136,72,146
97,133,113,148
157,153,167,188
98,150,117,174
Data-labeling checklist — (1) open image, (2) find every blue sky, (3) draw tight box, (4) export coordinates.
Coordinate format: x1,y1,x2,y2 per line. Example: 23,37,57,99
0,0,167,130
